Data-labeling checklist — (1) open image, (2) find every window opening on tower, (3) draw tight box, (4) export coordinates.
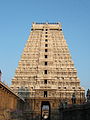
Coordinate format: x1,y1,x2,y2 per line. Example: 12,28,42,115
45,62,48,65
45,55,48,58
45,49,48,52
45,39,48,42
44,91,47,97
44,70,47,74
45,44,48,47
44,80,47,84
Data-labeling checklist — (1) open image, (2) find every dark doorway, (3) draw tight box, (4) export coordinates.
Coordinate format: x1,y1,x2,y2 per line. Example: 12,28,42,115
41,101,50,120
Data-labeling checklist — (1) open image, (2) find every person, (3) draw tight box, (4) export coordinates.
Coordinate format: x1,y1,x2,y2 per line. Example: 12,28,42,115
71,93,76,104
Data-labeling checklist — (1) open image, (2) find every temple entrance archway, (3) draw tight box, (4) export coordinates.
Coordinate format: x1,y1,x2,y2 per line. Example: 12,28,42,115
41,101,50,120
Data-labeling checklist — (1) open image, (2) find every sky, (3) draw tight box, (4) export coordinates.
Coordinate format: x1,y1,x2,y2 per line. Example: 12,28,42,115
0,0,90,93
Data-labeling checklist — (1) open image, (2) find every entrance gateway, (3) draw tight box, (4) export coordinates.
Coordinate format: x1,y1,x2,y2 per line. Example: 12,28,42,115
41,101,50,120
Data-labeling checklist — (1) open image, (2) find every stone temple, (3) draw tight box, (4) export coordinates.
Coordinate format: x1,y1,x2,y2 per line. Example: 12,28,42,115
11,22,85,119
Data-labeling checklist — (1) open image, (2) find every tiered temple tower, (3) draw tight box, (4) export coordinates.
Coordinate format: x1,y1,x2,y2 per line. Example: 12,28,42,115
11,22,85,117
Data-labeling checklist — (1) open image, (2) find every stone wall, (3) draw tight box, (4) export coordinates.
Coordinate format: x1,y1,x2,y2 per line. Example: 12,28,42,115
59,103,90,120
0,81,24,120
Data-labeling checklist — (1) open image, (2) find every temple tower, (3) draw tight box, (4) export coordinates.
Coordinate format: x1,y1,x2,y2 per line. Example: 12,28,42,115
11,22,85,118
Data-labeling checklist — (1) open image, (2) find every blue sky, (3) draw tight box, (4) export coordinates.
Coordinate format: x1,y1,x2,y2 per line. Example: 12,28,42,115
0,0,90,93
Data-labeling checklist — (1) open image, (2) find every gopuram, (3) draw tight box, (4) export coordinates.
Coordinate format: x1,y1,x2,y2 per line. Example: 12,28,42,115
11,22,85,119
